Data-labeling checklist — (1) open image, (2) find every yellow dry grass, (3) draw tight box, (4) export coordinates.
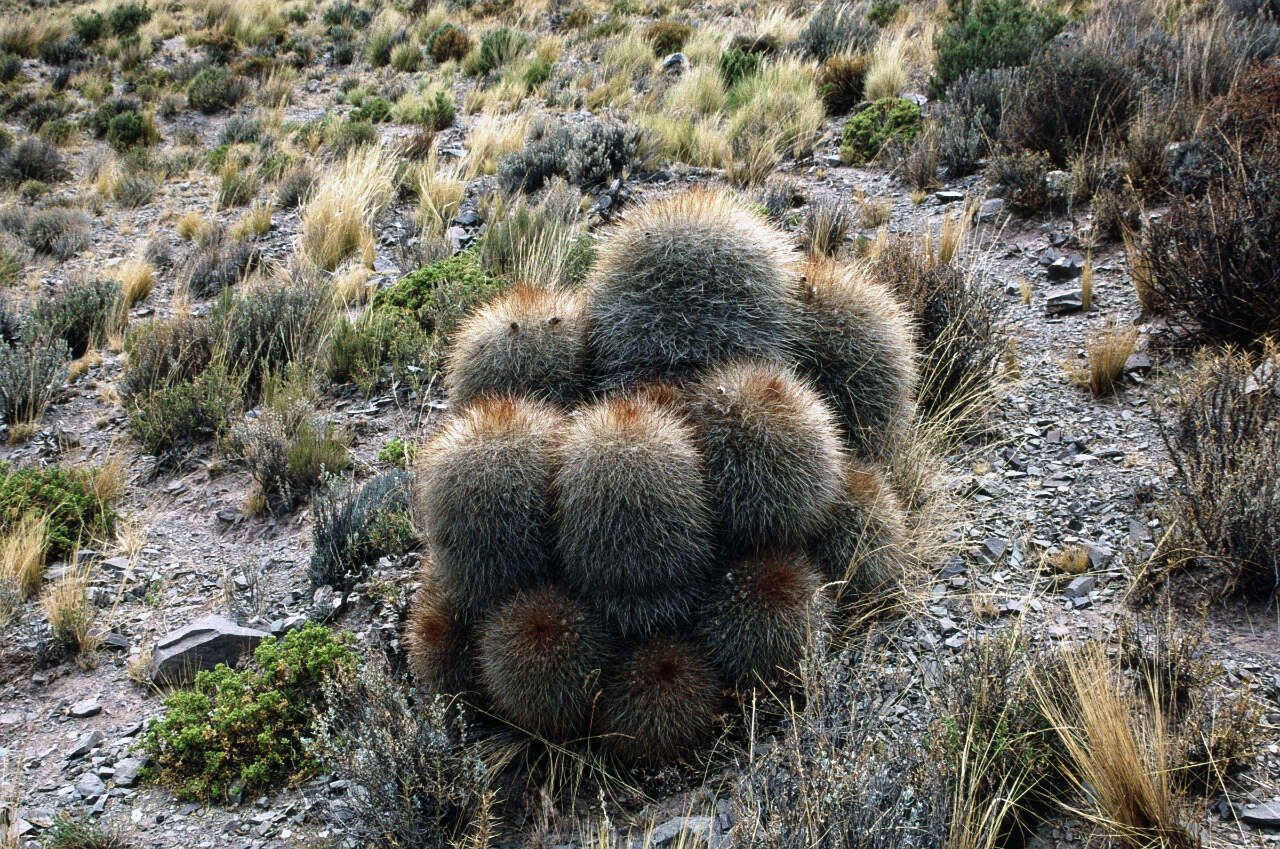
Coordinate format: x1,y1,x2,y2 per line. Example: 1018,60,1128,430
0,514,47,599
299,145,397,272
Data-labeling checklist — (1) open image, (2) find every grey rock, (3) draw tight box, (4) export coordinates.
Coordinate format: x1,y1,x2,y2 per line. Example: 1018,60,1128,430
975,538,1008,565
150,615,269,685
269,614,309,635
661,52,688,73
454,210,482,227
1085,544,1113,569
935,190,965,203
642,816,720,848
1048,253,1085,281
1240,801,1280,828
66,730,104,760
979,198,1005,220
1064,575,1096,599
902,92,928,107
311,585,343,622
1045,285,1084,315
1245,356,1279,396
446,226,470,254
69,698,101,718
1124,352,1153,373
113,756,148,788
944,634,968,650
74,773,106,799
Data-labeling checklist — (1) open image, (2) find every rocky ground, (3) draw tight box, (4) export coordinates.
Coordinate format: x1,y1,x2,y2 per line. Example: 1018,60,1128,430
0,16,1277,849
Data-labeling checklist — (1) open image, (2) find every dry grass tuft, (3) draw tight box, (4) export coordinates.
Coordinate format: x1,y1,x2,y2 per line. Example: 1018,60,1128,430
299,145,397,272
41,565,99,656
1035,646,1196,849
0,514,47,599
116,258,155,308
416,149,466,237
1067,322,1138,396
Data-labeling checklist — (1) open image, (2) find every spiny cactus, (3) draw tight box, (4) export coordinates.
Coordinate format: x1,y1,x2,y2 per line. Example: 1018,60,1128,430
808,460,909,606
686,360,844,552
599,638,720,764
445,286,586,408
792,255,918,458
554,395,714,635
405,560,475,697
699,549,824,688
479,587,609,740
585,190,800,390
413,396,564,615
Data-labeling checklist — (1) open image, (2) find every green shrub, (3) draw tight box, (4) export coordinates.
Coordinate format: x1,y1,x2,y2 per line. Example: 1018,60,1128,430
371,252,504,337
143,624,355,802
469,26,527,76
229,390,351,515
42,816,127,849
0,462,117,558
396,89,455,131
309,470,415,591
126,361,240,460
0,336,69,428
21,208,89,259
646,21,690,56
108,2,152,38
377,437,417,466
106,110,148,150
391,41,421,72
326,307,436,395
932,0,1064,89
38,118,74,146
427,23,470,63
187,68,232,113
867,0,901,26
840,97,923,165
72,11,107,43
350,95,392,123
213,281,332,401
718,48,760,87
30,279,122,359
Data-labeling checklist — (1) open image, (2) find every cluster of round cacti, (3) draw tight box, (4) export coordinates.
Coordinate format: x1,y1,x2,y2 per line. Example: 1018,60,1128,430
407,190,919,763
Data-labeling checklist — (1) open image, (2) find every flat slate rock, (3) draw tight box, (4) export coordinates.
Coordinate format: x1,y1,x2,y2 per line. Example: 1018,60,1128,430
150,615,269,685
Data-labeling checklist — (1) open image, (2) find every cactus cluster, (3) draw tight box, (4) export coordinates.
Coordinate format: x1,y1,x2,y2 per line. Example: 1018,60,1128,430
407,190,918,763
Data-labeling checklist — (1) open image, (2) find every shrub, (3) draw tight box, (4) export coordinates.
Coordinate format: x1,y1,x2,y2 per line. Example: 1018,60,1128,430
38,37,84,67
217,167,259,208
427,24,470,63
645,21,690,56
804,196,852,256
372,252,504,338
313,657,493,846
86,97,140,138
309,471,414,591
496,119,637,194
143,624,354,801
72,11,106,43
22,207,89,260
932,0,1065,89
116,173,157,208
350,95,392,124
30,279,122,358
214,280,333,399
391,41,420,72
0,137,67,185
108,2,151,38
818,54,870,115
187,67,234,113
868,0,902,26
470,26,527,76
126,360,240,460
1000,46,1136,165
275,166,314,209
1137,160,1280,347
395,89,455,131
179,235,257,299
0,337,69,428
840,97,922,165
717,48,759,87
41,816,128,849
364,25,406,67
0,462,116,559
230,393,351,515
871,236,1006,419
326,307,436,394
937,68,1012,177
988,147,1054,214
797,1,879,61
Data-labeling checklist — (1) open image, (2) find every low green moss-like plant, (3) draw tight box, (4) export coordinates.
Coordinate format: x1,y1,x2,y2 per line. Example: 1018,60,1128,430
371,252,505,338
840,97,922,165
0,463,117,559
143,624,355,802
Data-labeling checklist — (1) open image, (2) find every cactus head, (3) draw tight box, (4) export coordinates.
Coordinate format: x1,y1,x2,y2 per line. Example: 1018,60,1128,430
808,460,910,612
413,395,563,615
479,586,610,740
586,189,800,390
405,559,475,697
554,394,714,634
792,256,918,459
599,638,721,763
698,549,825,688
446,286,586,408
686,360,844,552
